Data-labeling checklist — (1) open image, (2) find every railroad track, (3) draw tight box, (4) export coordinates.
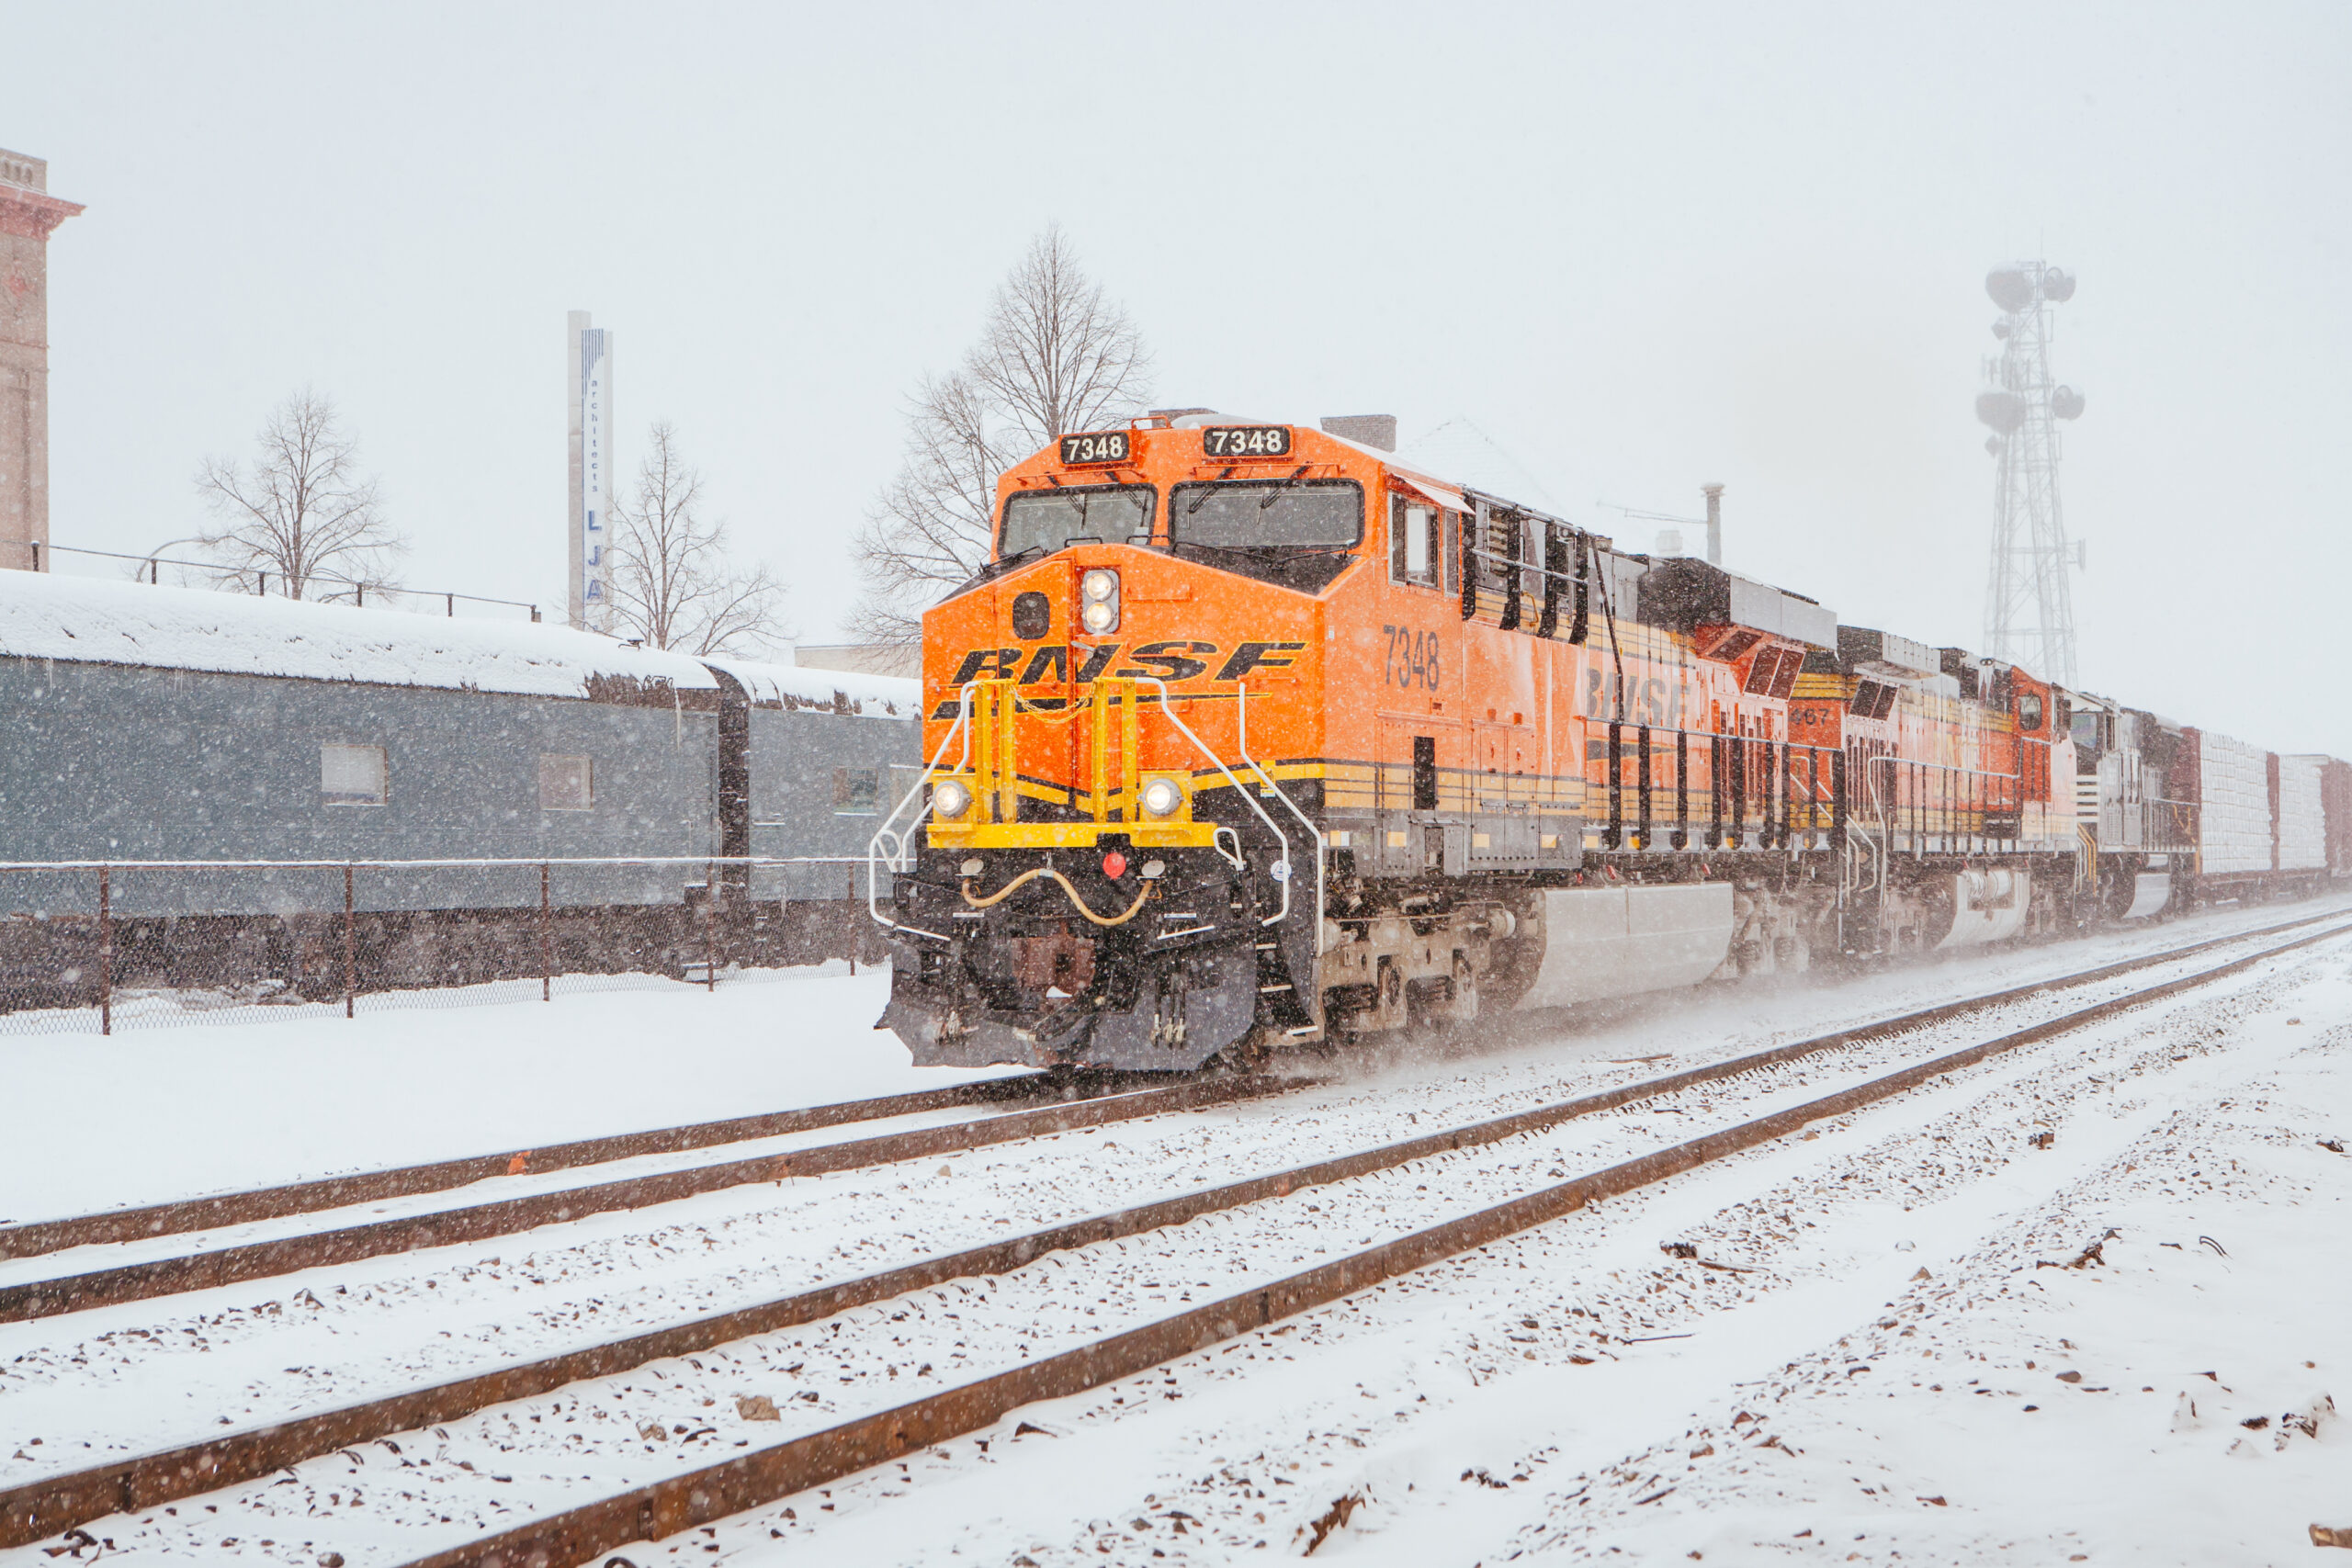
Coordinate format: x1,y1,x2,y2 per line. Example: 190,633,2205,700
0,1068,1227,1264
5,908,2346,1555
0,1071,1290,1325
403,916,2351,1568
6,904,2342,1327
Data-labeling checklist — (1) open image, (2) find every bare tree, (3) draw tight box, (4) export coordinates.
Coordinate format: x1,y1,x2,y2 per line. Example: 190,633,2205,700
609,422,791,657
195,390,405,598
848,224,1152,644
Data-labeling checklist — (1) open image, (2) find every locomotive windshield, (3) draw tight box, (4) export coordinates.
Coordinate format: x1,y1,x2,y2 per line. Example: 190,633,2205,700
998,484,1153,561
1170,480,1363,550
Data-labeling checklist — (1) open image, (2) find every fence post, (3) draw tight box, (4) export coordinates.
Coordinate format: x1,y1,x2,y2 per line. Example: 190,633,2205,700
344,863,356,1019
847,863,857,976
97,864,112,1036
540,862,552,1001
705,863,718,992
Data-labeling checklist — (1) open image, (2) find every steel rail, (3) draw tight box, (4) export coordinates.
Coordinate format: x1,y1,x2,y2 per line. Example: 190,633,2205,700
388,915,2352,1568
5,912,2344,1551
0,1076,1283,1327
14,902,2335,1278
0,1076,1093,1263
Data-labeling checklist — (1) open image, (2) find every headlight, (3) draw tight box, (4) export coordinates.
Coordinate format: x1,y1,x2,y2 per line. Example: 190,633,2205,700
1080,598,1118,633
932,778,973,819
1081,569,1119,602
1138,776,1184,818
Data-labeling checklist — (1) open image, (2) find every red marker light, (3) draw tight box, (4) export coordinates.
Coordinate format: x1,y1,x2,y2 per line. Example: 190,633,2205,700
1102,851,1128,880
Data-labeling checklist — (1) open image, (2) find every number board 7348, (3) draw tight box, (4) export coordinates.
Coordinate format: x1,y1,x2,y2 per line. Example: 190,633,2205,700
1059,430,1131,466
1202,425,1292,459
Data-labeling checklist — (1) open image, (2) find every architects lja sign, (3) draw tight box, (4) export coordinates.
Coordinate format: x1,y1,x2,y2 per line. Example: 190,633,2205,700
568,310,614,631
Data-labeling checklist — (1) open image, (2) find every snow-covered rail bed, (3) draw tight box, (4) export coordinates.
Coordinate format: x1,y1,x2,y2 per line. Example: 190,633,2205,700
0,1075,1063,1264
0,1075,1286,1325
614,926,2352,1568
8,901,2339,1331
7,923,2345,1565
8,895,2340,1229
0,911,2332,1517
694,939,2350,1566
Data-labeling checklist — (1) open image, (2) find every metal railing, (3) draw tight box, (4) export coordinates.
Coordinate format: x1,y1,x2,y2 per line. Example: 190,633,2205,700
3,540,543,621
1859,754,2029,849
2143,796,2199,853
1561,725,1849,852
867,677,1320,950
1558,726,2051,857
0,854,875,1036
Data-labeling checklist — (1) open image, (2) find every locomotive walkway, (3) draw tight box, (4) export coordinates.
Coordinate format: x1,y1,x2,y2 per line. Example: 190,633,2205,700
4,908,2346,1553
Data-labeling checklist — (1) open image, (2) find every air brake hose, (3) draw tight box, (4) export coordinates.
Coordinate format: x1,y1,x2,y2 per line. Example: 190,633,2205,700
961,869,1155,927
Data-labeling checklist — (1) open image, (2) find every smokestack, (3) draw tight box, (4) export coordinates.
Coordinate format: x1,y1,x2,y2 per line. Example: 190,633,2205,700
1702,483,1724,566
1319,415,1396,452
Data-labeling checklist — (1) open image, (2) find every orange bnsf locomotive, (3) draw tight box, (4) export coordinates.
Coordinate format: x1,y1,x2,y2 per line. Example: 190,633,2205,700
866,413,2336,1072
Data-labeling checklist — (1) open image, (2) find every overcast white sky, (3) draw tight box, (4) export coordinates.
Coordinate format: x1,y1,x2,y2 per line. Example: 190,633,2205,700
13,3,2350,750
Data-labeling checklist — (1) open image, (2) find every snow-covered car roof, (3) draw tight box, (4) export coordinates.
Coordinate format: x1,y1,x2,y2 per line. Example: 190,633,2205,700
0,570,720,699
700,655,920,720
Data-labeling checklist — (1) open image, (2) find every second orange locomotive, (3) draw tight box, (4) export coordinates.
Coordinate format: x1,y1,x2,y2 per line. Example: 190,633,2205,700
871,413,2081,1070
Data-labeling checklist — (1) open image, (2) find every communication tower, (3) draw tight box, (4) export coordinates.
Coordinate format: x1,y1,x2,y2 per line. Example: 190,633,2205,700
1974,262,2086,687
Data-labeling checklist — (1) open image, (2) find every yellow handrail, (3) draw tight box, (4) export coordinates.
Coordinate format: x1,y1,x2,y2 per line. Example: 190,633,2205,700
967,676,1147,825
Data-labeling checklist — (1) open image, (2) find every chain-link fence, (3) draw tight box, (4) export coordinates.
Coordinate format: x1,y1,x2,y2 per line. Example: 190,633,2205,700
0,856,884,1037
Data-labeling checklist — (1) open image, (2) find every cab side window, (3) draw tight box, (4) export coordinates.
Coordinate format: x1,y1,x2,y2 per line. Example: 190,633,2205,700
1390,495,1442,589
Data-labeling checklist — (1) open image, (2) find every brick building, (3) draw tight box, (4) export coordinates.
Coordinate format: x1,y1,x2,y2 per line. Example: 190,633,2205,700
0,149,84,572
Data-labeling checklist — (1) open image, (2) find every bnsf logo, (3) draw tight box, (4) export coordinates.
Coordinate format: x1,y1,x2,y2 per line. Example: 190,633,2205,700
934,640,1305,718
946,640,1304,686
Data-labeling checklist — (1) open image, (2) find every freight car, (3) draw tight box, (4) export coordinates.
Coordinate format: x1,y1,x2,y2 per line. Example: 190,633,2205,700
0,572,917,1007
868,412,2348,1073
2063,693,2352,916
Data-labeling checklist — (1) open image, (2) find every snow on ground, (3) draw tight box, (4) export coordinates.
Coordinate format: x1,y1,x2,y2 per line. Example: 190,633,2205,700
562,939,2340,1568
0,965,1019,1225
13,927,2255,1499
3,950,2209,1508
655,939,2345,1568
4,898,2341,1228
5,913,2348,1566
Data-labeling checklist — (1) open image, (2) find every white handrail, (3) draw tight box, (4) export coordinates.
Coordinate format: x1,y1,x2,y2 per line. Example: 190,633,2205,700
1234,681,1328,952
865,683,979,937
1134,676,1322,943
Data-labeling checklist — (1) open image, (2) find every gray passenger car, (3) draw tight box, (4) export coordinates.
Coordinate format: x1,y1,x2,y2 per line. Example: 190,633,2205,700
0,573,918,1002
